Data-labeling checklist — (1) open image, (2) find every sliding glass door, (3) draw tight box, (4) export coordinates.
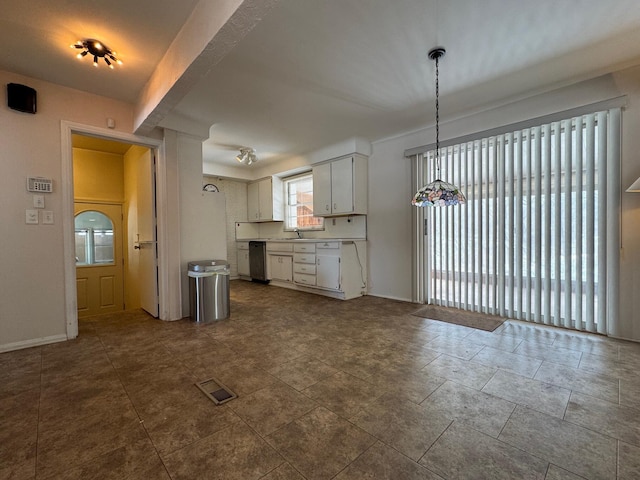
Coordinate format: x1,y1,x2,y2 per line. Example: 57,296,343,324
420,108,620,334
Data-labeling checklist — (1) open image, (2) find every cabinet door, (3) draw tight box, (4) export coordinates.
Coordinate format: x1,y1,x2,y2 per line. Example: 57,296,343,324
281,256,293,282
316,255,340,290
313,162,332,215
247,182,260,221
258,178,273,221
270,255,293,282
237,250,250,276
330,157,354,214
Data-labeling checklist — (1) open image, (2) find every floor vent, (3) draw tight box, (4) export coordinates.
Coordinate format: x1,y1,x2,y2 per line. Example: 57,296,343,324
195,377,237,405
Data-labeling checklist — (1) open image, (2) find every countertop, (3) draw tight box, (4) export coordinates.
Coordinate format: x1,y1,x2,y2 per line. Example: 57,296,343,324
236,238,366,243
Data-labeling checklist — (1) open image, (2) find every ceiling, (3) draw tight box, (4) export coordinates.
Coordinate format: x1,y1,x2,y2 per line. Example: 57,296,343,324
4,0,640,170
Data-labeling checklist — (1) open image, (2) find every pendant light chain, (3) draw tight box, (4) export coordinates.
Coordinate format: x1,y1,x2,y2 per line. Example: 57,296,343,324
435,53,440,179
411,46,466,207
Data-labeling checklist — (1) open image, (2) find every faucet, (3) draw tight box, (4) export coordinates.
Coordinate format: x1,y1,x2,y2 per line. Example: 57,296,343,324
294,228,302,239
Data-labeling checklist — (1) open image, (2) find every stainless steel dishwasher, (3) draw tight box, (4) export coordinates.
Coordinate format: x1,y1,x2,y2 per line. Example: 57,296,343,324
249,241,269,283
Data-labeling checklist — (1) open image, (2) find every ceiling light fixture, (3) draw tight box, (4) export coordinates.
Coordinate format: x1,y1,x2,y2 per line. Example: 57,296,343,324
70,39,122,68
412,47,466,207
236,148,257,165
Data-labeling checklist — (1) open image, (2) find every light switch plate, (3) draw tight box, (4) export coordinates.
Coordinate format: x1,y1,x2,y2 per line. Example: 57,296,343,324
26,209,38,224
33,195,45,208
42,210,54,224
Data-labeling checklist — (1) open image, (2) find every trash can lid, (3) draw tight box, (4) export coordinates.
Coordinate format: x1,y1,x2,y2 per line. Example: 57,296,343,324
188,260,229,272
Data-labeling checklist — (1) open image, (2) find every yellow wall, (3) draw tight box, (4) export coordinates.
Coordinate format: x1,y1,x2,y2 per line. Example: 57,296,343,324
73,148,125,202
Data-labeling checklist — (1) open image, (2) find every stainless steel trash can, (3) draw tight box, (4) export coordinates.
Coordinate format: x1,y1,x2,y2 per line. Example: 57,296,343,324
188,260,230,323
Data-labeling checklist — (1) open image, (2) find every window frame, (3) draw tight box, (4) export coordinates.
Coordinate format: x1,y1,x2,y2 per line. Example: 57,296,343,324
282,172,324,231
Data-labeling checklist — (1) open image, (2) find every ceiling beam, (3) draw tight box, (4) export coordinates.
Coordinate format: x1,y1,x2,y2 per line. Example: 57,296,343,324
133,0,280,136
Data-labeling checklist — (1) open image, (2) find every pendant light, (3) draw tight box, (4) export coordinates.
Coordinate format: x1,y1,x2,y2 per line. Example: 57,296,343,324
412,47,466,207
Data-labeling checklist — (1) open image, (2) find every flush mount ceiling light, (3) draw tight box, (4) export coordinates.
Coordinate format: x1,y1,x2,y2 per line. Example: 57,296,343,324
412,47,466,207
70,39,122,68
236,148,257,165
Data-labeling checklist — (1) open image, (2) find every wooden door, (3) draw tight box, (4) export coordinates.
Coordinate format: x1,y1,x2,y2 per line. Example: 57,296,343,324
136,150,159,317
75,203,124,317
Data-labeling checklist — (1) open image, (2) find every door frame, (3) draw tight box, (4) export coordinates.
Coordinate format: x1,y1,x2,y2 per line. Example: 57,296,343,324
61,121,167,339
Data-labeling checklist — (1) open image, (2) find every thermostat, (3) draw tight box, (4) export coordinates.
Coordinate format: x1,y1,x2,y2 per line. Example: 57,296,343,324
27,177,53,193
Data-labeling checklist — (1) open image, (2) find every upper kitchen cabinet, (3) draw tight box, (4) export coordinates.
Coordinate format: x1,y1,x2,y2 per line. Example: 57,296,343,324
247,176,283,222
313,155,367,216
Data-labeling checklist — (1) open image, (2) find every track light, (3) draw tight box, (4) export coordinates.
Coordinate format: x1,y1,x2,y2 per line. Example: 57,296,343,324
70,39,122,68
236,148,257,165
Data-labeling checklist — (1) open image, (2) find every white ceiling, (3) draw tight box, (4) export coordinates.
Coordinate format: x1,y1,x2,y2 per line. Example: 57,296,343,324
4,0,640,169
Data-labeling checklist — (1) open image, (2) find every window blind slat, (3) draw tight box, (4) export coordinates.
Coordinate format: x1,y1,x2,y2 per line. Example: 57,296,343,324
516,131,524,318
533,126,543,324
563,119,573,328
543,124,553,325
597,111,608,335
574,117,584,331
507,132,515,317
553,121,562,327
585,115,596,332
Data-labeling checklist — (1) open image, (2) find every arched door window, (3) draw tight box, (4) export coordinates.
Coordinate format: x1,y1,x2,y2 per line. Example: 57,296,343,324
75,211,115,265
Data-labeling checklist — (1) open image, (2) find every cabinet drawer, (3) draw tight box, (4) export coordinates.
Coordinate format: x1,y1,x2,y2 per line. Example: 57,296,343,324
293,253,316,264
294,243,316,253
294,273,316,286
266,242,293,252
294,263,316,275
237,242,249,250
316,241,340,250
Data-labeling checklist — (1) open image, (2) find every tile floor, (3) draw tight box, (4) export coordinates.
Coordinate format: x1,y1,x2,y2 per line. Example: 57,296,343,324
2,280,640,479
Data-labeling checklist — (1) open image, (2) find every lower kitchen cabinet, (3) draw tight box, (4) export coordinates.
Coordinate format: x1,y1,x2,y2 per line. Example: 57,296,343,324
240,240,367,300
237,242,250,277
316,255,340,290
269,255,293,282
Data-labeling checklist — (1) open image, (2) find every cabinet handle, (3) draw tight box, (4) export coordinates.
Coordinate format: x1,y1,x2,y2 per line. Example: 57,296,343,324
325,204,329,211
333,203,337,210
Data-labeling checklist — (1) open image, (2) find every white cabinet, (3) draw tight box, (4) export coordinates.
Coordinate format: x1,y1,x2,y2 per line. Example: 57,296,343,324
269,255,293,282
316,242,340,290
237,242,250,277
313,155,367,216
293,243,316,286
243,239,367,300
247,177,283,222
266,242,293,283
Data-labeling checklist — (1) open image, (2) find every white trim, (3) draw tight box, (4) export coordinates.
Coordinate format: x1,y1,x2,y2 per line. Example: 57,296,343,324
0,334,67,353
60,121,166,342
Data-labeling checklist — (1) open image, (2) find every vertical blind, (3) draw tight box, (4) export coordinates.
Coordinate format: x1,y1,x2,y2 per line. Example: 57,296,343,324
419,108,621,334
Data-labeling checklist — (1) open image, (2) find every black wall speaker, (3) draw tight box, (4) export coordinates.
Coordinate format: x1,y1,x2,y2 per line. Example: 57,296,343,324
7,83,37,114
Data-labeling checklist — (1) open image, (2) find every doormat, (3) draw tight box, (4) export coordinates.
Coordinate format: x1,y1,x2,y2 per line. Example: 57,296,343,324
195,377,237,405
411,305,505,332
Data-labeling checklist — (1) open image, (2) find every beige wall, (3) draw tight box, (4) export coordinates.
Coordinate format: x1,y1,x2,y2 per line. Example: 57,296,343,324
203,176,248,277
0,69,134,351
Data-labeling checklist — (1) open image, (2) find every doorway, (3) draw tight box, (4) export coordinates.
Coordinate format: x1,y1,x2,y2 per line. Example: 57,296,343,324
71,133,159,320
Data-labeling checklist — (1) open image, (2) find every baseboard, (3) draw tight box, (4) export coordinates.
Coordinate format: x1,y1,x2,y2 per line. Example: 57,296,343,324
0,334,68,353
366,293,414,303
